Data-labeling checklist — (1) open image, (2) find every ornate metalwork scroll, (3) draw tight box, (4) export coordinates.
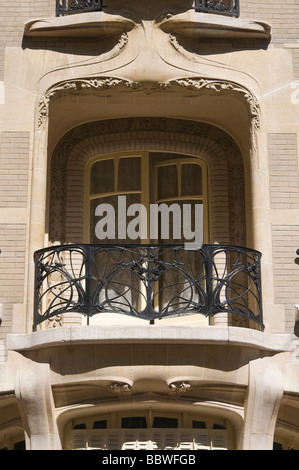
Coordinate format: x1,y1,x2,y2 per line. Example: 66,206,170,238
195,0,240,17
56,0,103,16
33,244,263,331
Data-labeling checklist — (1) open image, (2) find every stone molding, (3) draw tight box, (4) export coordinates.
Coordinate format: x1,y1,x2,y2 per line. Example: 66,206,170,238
6,326,292,353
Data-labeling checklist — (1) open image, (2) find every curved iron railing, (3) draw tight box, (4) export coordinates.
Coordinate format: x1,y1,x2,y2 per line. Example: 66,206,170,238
56,0,103,16
55,0,240,18
195,0,240,17
33,244,263,331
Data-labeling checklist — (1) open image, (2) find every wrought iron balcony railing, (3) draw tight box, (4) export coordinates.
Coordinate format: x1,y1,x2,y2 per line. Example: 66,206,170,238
33,244,263,331
56,0,103,16
195,0,240,17
55,1,240,18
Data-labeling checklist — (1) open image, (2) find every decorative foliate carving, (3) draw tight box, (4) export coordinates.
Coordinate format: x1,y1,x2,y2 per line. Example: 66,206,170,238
38,76,260,137
107,382,133,395
38,75,140,129
163,77,261,133
168,381,191,395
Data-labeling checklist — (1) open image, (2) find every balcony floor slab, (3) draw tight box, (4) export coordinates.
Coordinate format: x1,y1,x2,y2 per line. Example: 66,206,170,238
6,325,292,354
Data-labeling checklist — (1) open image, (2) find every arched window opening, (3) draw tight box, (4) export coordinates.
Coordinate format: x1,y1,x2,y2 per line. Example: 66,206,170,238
65,411,229,450
0,435,26,451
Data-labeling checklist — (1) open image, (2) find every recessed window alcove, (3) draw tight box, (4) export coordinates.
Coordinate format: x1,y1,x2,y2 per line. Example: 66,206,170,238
36,117,261,330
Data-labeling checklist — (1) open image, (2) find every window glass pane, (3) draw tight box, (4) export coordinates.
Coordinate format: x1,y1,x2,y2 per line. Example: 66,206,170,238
157,165,178,200
154,200,203,244
93,420,107,429
121,417,147,428
13,441,26,450
181,164,202,196
153,417,178,428
91,194,142,243
118,157,141,191
213,423,226,430
74,423,86,429
273,442,283,450
91,159,114,195
192,420,206,429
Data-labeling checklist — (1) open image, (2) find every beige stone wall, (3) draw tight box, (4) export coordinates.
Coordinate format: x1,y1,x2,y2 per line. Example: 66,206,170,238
241,0,299,46
0,132,30,208
272,225,299,333
268,134,299,210
0,131,29,356
0,224,26,361
268,134,299,334
0,1,54,80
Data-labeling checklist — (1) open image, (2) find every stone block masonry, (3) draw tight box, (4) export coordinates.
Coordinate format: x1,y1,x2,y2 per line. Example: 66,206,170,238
0,0,55,80
268,134,299,210
0,132,30,208
0,224,26,360
272,225,299,334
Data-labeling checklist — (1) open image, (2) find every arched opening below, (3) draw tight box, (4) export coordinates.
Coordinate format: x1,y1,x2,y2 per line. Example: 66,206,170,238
63,408,233,450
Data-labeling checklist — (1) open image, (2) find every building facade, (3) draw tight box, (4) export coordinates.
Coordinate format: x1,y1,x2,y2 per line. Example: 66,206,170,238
0,0,299,450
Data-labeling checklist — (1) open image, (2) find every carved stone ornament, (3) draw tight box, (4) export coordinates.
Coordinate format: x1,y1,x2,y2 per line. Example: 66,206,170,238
168,381,191,395
38,76,261,133
38,74,139,129
163,77,261,134
107,382,133,395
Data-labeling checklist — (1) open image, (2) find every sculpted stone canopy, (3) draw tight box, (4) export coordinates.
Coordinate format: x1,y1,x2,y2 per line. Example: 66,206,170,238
24,5,271,39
